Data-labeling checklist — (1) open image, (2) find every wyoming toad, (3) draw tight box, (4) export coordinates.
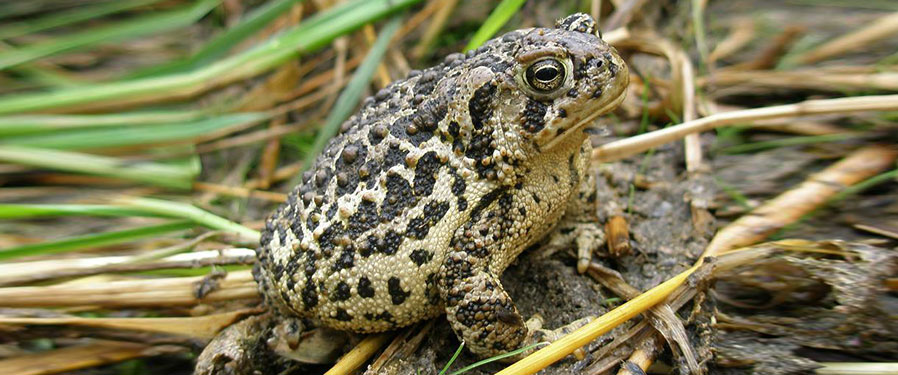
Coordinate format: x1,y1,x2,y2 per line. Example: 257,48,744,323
204,13,628,369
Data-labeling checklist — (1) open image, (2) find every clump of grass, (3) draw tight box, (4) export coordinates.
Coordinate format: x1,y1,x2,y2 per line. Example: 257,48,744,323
463,0,527,51
0,0,220,70
0,220,194,261
0,0,421,114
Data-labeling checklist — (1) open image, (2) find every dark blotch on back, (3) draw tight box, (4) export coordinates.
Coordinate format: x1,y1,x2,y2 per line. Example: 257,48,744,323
289,213,304,242
465,130,496,179
413,69,440,97
381,172,413,221
448,121,460,138
303,252,316,276
358,277,375,298
317,223,344,256
410,249,434,266
365,311,395,323
331,281,351,301
406,97,448,146
406,200,450,239
331,246,355,271
470,52,512,74
347,199,377,237
382,143,408,170
574,57,593,80
388,277,411,305
413,151,442,196
334,308,353,322
448,121,464,153
334,141,367,195
451,170,466,197
375,230,403,255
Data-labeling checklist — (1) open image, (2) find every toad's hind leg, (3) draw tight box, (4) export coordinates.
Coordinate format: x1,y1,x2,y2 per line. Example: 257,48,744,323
439,250,595,359
440,250,531,358
437,204,590,358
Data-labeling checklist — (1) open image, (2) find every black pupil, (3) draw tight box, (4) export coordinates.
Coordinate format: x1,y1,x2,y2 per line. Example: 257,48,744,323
535,65,558,81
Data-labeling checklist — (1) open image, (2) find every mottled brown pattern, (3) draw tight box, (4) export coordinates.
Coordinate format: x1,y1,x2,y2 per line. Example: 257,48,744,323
254,13,629,358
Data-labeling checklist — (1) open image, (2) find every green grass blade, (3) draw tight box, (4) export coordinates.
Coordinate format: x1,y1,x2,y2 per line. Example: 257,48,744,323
113,196,260,242
438,341,465,375
448,342,548,375
129,0,305,79
0,220,194,261
0,0,422,115
138,264,253,277
4,62,81,88
0,0,220,71
1,112,266,150
829,168,898,204
0,39,84,88
299,15,403,176
0,0,164,40
463,0,526,51
0,2,116,21
0,110,210,136
719,133,863,154
0,146,196,189
0,204,170,219
713,178,752,210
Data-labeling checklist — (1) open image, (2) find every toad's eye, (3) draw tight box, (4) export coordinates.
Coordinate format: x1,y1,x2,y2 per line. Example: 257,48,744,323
525,58,566,92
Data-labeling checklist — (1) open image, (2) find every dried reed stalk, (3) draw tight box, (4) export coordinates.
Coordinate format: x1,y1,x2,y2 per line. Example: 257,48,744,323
702,70,898,92
796,11,898,64
704,144,898,256
0,309,257,340
0,340,154,375
708,18,755,63
592,94,898,163
0,270,257,308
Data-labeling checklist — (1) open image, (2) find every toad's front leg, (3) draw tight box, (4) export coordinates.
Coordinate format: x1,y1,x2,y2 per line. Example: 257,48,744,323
543,141,611,273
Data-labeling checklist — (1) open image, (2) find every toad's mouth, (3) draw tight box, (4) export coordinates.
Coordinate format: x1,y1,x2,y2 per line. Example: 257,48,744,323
542,83,628,150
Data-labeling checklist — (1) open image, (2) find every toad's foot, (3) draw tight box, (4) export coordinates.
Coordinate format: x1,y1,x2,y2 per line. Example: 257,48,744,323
195,313,282,375
521,314,595,361
195,314,347,375
545,220,606,274
543,163,607,273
